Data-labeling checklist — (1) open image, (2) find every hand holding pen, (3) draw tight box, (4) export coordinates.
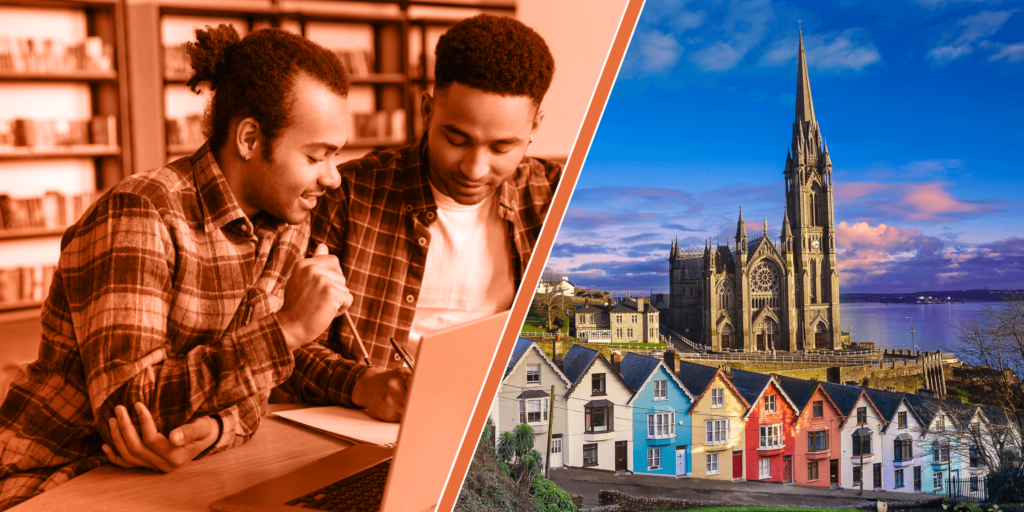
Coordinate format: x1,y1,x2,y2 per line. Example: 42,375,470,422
277,243,353,352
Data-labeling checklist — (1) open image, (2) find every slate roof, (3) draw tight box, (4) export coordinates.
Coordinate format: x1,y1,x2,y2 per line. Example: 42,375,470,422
863,387,918,427
818,381,869,417
730,369,772,405
505,337,534,378
620,352,662,392
575,304,607,314
902,392,945,427
562,344,599,385
676,360,720,398
775,374,820,412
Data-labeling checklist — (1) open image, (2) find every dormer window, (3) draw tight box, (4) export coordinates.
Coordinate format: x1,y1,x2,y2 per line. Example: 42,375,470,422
856,407,867,424
764,394,776,413
711,388,724,408
592,373,606,395
653,380,667,400
812,400,823,418
898,411,907,429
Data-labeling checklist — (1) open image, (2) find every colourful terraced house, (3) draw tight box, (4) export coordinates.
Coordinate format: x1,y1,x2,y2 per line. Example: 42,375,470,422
819,382,887,491
864,388,926,493
562,344,635,472
904,393,963,494
731,370,799,483
677,361,750,481
621,352,695,478
777,375,845,488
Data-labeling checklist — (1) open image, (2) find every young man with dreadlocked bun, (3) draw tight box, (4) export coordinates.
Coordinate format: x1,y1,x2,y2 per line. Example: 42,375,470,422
0,26,358,509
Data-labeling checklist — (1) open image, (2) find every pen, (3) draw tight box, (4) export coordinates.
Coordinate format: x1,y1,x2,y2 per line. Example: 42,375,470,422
389,337,415,370
343,312,372,366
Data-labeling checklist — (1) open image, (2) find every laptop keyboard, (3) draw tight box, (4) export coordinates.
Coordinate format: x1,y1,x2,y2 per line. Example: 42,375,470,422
286,459,392,511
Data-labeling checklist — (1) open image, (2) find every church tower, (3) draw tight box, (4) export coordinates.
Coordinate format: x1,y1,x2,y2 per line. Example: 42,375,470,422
783,30,842,350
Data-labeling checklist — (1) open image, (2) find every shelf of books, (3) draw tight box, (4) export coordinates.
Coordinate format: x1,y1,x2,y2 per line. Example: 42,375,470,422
0,0,130,316
124,0,514,170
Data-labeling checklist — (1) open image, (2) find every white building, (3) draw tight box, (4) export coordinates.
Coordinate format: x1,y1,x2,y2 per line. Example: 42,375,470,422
865,389,925,493
537,276,575,297
820,382,886,491
562,344,634,472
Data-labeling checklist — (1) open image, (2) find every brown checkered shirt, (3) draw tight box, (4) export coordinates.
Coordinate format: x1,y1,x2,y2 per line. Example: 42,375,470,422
283,137,561,406
0,143,304,510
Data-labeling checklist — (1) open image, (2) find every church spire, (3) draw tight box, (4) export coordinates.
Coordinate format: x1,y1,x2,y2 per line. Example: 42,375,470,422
736,206,748,252
795,28,816,125
781,208,793,238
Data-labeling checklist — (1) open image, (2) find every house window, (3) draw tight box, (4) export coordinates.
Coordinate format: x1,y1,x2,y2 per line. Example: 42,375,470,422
970,476,979,492
807,461,819,481
592,373,606,395
874,463,882,489
852,429,872,457
933,439,950,464
627,328,633,338
894,437,912,461
653,380,667,400
970,445,983,467
583,444,598,467
648,412,675,439
552,438,562,455
764,395,776,413
812,400,823,418
631,314,637,323
758,457,771,478
706,453,719,475
615,328,623,338
898,411,907,429
705,419,728,444
519,399,549,425
937,416,945,429
649,328,656,339
616,315,622,323
808,430,828,452
934,470,944,491
895,469,904,488
759,424,782,449
711,388,724,408
526,364,541,384
585,403,612,433
648,448,661,470
853,466,862,485
856,407,867,424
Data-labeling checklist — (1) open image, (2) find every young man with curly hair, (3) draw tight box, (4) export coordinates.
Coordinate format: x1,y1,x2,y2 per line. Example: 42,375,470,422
0,27,357,509
280,13,560,422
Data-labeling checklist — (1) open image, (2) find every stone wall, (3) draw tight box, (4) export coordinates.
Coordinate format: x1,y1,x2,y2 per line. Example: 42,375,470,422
830,363,926,394
585,490,945,512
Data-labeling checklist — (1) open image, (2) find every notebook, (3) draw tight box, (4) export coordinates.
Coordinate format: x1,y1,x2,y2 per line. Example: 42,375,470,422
273,406,400,447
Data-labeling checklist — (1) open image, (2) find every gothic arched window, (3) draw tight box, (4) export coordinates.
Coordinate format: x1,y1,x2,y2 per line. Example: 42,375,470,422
750,260,782,310
717,280,734,309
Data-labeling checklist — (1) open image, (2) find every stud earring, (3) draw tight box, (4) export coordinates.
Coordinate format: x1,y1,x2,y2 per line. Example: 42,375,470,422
529,137,534,144
243,153,251,161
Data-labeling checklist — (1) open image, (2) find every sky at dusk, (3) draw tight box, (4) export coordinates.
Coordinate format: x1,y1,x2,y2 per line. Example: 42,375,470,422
549,0,1024,295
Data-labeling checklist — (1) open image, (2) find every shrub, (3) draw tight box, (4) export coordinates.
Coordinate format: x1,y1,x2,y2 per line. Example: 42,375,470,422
530,475,575,512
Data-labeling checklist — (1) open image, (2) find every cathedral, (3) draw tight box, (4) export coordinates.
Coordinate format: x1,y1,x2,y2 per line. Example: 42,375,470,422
666,32,841,352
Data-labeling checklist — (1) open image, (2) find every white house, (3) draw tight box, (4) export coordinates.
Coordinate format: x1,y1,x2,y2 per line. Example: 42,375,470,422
820,382,887,491
490,337,571,470
562,344,634,473
537,276,575,297
865,389,926,493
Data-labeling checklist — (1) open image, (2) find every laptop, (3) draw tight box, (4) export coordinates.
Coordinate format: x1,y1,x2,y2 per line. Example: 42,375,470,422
209,310,511,512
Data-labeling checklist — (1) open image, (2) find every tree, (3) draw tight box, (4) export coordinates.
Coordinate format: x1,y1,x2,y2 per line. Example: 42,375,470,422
533,292,569,331
540,267,563,285
497,424,545,509
952,293,1024,415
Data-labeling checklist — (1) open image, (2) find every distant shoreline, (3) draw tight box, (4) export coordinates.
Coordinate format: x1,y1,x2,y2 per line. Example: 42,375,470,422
840,289,1023,304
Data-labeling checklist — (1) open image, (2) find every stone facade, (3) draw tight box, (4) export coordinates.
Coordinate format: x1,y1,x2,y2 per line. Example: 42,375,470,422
666,32,841,353
574,299,660,344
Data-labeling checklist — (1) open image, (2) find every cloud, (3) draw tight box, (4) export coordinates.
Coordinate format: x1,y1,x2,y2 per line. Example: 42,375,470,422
761,29,882,72
902,183,980,220
927,10,1015,66
572,187,694,204
629,29,685,74
550,243,613,259
834,178,1001,224
989,42,1024,62
618,232,665,244
689,0,775,72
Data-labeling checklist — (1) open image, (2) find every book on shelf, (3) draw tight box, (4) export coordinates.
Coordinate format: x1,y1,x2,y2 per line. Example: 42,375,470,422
0,190,99,232
352,109,406,144
0,36,113,74
0,264,56,307
0,115,118,151
333,48,374,78
165,114,205,152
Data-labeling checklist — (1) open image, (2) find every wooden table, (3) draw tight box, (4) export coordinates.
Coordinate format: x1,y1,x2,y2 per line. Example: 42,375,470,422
10,404,351,511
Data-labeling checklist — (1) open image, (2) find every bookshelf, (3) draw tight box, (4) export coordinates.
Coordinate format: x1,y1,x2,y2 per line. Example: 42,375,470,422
0,0,131,314
125,0,515,172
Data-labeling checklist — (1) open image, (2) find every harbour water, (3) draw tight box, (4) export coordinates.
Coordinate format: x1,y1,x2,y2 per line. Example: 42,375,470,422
839,302,996,353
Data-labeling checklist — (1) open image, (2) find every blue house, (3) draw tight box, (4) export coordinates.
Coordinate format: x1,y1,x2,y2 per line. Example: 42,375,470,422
621,352,695,477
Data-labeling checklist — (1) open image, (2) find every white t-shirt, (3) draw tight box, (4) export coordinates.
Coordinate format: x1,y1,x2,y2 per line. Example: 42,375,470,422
406,182,516,346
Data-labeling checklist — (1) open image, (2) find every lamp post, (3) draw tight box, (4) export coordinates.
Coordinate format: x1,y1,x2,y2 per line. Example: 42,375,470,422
905,317,917,354
859,415,866,496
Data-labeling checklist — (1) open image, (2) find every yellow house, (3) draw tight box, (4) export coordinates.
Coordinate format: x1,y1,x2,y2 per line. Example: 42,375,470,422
678,361,750,481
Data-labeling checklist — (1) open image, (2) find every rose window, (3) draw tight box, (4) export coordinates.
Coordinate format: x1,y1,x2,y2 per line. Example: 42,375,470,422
751,262,780,293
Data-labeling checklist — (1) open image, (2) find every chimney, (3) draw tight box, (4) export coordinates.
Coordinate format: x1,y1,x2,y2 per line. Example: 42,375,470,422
886,386,896,393
663,349,677,373
637,298,644,313
553,339,563,370
611,350,621,373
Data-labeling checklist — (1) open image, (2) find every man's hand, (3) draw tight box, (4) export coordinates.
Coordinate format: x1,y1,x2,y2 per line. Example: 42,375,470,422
101,402,220,473
278,243,353,351
351,366,413,422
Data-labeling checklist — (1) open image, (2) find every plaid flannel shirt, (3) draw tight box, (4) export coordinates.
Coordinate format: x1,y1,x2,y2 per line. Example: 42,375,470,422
283,137,561,407
0,143,303,510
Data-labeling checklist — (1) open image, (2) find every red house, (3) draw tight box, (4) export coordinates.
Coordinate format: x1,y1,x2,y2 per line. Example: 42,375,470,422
730,370,799,482
777,375,846,488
